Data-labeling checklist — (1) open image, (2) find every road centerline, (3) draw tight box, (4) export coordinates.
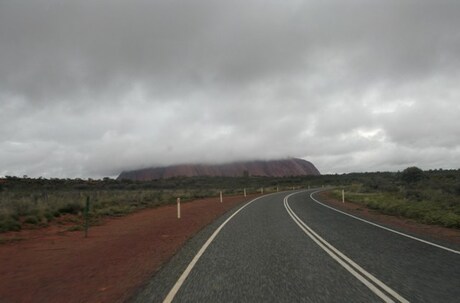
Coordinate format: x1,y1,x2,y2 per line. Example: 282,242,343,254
284,191,409,303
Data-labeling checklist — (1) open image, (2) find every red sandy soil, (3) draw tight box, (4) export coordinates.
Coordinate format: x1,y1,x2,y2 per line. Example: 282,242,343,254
0,194,259,303
318,191,460,246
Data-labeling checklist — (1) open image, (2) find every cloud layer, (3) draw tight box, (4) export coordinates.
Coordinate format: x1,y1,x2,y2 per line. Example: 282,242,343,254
1,0,460,178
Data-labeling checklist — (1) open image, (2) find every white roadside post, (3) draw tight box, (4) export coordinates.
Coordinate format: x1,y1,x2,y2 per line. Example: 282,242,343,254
177,197,181,219
261,187,264,194
342,189,345,203
244,188,247,197
220,191,223,203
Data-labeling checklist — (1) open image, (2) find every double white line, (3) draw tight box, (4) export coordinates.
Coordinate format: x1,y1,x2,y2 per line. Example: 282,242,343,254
284,192,409,303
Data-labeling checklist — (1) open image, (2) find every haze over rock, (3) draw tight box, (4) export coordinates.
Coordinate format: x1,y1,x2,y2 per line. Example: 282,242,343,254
117,158,320,181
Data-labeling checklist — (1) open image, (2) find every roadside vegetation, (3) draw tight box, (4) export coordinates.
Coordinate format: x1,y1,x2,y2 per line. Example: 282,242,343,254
329,167,460,228
1,167,460,233
0,175,324,233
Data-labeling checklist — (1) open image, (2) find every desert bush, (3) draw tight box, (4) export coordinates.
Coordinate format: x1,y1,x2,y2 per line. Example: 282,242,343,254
24,215,40,225
439,213,460,228
401,166,424,184
0,217,21,232
58,202,83,215
405,189,423,201
333,189,460,229
94,205,134,217
2,169,459,232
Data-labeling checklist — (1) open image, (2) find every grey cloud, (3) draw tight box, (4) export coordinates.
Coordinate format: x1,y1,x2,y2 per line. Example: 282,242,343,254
1,0,460,178
382,100,460,149
3,0,459,102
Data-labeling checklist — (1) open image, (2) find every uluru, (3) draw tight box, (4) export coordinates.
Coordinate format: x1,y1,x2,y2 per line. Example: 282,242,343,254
117,158,320,181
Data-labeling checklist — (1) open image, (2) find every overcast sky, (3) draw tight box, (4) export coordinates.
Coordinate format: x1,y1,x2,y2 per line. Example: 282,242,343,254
1,0,460,178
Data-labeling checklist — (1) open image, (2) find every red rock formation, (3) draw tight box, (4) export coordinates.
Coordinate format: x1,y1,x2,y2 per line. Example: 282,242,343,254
117,158,320,181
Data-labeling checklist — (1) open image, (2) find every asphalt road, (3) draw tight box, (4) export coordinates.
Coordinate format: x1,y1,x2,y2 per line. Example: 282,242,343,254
132,190,460,302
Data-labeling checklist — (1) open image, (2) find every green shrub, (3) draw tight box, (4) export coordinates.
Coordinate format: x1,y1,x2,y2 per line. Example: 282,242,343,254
58,202,82,215
405,189,423,201
24,215,39,225
401,166,424,184
400,205,423,219
0,218,22,232
440,213,460,228
43,211,54,221
330,188,460,230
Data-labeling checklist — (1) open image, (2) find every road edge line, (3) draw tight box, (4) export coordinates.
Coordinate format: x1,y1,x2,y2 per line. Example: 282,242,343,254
162,193,276,303
310,191,460,255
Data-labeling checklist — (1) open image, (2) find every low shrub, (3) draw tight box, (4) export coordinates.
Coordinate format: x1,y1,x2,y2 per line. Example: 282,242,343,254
332,189,460,229
440,213,460,228
24,215,40,225
94,205,134,217
58,202,82,215
0,218,21,232
405,189,423,201
43,211,54,221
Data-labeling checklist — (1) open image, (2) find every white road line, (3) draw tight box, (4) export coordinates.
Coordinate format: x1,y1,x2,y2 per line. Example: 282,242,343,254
310,191,460,255
162,194,276,303
284,192,409,303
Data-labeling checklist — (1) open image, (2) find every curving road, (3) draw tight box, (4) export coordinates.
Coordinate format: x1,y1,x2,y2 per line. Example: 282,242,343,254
132,190,460,302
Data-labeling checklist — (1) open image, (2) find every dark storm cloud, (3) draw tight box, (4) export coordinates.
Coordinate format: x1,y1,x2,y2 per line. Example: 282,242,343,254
1,0,460,177
3,0,457,101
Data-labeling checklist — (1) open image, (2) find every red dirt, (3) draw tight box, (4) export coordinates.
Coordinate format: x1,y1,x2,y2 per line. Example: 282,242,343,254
0,194,259,303
318,191,460,246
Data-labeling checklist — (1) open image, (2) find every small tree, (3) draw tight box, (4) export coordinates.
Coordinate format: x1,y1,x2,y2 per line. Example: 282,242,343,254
401,166,424,184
